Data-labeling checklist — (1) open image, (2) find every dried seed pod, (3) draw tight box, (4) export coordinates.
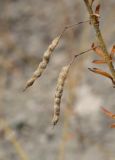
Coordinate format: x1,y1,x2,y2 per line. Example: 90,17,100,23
52,65,70,126
24,35,61,91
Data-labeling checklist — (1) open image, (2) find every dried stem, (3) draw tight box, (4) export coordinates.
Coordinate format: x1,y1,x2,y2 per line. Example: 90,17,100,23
64,20,89,30
0,118,29,160
83,0,115,80
70,47,97,65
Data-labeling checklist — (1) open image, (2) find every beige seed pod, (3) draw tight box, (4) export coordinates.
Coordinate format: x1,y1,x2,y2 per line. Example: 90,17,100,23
23,35,61,91
52,65,70,126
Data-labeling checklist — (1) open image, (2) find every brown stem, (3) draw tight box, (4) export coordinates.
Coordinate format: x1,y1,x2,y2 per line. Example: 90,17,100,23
69,47,97,66
83,0,115,80
59,19,90,38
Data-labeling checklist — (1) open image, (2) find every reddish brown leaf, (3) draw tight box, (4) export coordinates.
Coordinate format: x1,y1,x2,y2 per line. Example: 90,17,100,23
111,45,115,53
110,45,115,58
91,43,95,48
101,107,115,119
88,67,114,82
92,59,115,64
91,43,105,58
111,123,115,128
95,4,100,15
92,59,106,64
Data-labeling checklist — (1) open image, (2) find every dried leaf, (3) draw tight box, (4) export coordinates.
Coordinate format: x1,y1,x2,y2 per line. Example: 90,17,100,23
92,59,115,64
91,43,95,48
111,124,115,128
88,67,114,82
91,43,105,58
110,45,115,58
95,4,100,15
92,59,106,64
101,107,115,119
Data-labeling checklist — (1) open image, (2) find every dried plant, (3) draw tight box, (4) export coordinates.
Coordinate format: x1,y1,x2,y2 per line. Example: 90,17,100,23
52,47,95,126
84,0,115,82
101,107,115,128
83,0,115,128
0,118,29,160
52,64,70,126
23,0,115,128
23,35,62,91
23,20,89,91
88,68,115,85
1,1,115,160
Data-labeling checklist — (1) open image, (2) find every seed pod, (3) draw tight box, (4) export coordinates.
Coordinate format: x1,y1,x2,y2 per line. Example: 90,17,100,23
52,65,70,126
23,35,61,91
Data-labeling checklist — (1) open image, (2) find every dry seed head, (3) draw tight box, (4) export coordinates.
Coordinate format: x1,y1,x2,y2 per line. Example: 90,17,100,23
24,35,61,91
52,65,70,126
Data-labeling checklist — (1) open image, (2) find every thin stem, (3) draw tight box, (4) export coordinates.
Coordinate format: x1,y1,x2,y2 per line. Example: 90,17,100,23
65,20,90,30
75,48,93,58
83,0,115,80
0,118,29,160
69,47,97,67
59,19,90,37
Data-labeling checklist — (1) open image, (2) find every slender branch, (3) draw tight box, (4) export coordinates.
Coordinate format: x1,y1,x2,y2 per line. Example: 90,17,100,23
69,47,97,66
59,19,90,38
64,20,90,30
75,48,93,58
83,0,115,80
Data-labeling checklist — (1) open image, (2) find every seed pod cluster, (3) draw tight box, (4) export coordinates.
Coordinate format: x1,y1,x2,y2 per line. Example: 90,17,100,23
24,35,61,91
52,65,70,126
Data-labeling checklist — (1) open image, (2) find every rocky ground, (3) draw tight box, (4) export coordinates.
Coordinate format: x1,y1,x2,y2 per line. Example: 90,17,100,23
0,0,115,160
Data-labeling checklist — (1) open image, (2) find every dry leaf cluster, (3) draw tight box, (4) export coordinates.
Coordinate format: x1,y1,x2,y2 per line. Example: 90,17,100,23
89,43,115,86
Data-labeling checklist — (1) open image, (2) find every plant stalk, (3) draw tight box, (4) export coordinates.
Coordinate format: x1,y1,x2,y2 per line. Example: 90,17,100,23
84,0,115,80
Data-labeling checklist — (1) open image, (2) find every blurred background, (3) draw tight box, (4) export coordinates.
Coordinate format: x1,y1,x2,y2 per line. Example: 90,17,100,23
0,0,115,160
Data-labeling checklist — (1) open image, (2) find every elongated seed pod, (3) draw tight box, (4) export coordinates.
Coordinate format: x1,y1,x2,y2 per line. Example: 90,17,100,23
24,35,61,91
52,65,70,126
23,20,91,91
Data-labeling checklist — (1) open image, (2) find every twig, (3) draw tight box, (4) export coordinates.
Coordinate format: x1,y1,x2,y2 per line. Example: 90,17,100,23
83,0,115,80
64,20,89,31
70,47,97,65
